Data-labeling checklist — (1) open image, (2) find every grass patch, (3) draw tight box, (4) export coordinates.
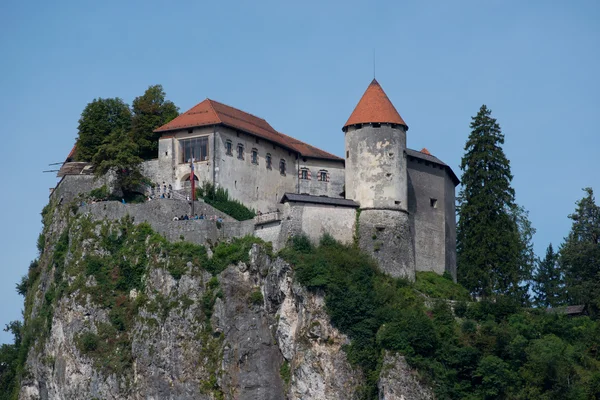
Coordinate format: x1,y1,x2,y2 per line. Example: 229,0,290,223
414,271,471,301
196,182,255,221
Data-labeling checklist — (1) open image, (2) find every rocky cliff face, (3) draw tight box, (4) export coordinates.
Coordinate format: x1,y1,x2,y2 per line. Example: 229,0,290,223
18,202,432,399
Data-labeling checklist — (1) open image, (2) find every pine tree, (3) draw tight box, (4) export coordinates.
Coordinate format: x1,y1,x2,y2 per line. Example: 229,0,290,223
457,105,532,300
131,85,179,160
532,244,564,308
560,188,600,312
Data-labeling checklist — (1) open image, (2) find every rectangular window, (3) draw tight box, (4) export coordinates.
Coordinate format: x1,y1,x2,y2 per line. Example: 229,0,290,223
430,198,438,208
237,144,244,160
279,159,286,175
179,137,209,163
251,148,259,164
266,153,272,169
318,170,329,182
300,168,309,180
225,140,233,156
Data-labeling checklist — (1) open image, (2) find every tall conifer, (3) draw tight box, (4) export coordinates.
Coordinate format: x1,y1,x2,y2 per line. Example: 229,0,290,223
532,244,564,308
560,188,600,312
457,105,531,299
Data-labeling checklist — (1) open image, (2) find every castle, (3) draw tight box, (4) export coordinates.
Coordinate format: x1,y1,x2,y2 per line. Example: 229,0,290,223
56,79,459,280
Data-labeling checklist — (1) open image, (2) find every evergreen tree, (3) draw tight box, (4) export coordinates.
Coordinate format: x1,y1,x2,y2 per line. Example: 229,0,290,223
532,243,564,308
74,98,132,161
560,188,600,313
131,85,179,160
457,105,532,300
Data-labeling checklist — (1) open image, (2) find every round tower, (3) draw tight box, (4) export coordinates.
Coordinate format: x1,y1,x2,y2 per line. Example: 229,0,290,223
343,79,409,210
343,79,415,280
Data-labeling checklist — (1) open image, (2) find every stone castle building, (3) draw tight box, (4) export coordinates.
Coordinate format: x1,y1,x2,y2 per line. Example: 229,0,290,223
55,79,458,280
145,79,459,280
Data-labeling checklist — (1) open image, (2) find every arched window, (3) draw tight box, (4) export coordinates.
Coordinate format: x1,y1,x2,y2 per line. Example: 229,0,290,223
266,153,272,169
279,159,286,176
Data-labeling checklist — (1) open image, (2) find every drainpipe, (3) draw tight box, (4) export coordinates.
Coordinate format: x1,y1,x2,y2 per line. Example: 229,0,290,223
296,152,300,194
212,126,217,186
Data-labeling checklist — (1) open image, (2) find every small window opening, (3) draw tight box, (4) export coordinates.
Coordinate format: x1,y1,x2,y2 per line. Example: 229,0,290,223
266,153,272,169
430,198,438,208
346,150,349,158
318,170,329,182
255,137,259,144
386,173,392,178
300,168,309,180
251,148,259,165
225,140,233,156
279,159,286,176
395,201,401,205
372,123,381,128
235,180,237,188
187,128,193,134
237,143,244,160
389,153,394,157
165,151,168,156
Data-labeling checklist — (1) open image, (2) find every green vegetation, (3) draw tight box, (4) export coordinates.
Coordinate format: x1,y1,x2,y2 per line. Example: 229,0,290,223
249,289,264,305
196,182,256,221
414,272,470,301
280,234,600,399
279,360,291,386
457,105,534,302
74,85,179,196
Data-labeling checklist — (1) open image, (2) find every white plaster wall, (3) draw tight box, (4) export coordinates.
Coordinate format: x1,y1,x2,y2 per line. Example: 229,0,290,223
214,126,297,213
345,124,407,210
282,203,356,246
298,158,345,198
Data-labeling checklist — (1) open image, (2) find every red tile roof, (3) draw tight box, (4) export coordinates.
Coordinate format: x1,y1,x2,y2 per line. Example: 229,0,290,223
343,79,407,130
420,147,431,155
154,99,342,161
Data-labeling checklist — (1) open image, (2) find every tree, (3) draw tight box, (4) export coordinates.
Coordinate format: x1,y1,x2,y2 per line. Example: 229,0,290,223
131,85,179,160
74,98,132,161
92,128,144,196
560,188,600,313
532,244,565,308
457,105,532,300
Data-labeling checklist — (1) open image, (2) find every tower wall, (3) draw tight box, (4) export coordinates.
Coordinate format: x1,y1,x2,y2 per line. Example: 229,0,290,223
345,124,408,210
358,209,415,280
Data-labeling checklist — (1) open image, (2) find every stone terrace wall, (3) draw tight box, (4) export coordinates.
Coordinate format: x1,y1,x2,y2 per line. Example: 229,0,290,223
81,200,254,245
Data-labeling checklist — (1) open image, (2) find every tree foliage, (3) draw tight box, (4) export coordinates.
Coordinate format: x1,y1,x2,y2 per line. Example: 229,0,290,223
131,84,179,160
561,188,600,314
533,243,565,308
74,98,132,161
457,105,532,300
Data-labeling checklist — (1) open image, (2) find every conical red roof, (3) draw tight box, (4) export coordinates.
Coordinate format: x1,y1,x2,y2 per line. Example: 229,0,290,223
343,79,407,130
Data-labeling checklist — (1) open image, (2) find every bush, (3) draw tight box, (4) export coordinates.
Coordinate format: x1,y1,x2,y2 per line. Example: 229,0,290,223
89,185,109,200
196,182,255,221
79,332,99,352
414,271,471,301
249,289,263,305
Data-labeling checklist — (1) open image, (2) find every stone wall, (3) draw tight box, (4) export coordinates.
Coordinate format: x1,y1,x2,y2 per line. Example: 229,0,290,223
298,158,345,198
407,157,456,279
345,124,408,210
358,209,415,280
214,126,298,213
50,174,108,204
81,200,254,245
278,202,356,247
254,221,283,250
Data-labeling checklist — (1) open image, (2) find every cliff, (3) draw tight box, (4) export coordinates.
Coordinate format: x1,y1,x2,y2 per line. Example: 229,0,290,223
15,199,432,400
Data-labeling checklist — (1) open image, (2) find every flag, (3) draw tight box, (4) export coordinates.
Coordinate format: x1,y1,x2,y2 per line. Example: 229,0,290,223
190,158,195,202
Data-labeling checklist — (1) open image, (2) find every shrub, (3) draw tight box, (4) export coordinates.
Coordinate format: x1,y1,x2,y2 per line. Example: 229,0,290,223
89,185,109,200
196,182,255,221
414,271,471,301
249,289,263,305
79,332,99,352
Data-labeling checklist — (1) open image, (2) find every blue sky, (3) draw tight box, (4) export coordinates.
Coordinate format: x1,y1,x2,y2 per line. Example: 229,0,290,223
0,0,598,343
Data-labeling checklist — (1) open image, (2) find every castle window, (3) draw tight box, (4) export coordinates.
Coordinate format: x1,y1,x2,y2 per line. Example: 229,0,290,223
179,136,208,163
346,150,349,158
251,148,259,165
317,170,329,182
372,123,381,128
279,159,286,176
430,198,438,208
266,153,272,169
225,140,233,156
299,168,310,180
237,143,244,160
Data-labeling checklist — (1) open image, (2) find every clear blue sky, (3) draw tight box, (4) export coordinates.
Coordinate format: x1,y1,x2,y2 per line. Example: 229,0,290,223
0,0,598,343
